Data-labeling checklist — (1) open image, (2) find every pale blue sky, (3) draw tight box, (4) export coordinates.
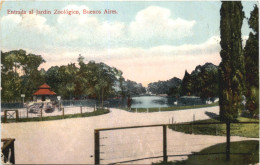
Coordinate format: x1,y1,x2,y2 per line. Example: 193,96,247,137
0,1,258,85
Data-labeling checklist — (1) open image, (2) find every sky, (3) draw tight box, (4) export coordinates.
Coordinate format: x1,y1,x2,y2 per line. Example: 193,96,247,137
0,1,258,87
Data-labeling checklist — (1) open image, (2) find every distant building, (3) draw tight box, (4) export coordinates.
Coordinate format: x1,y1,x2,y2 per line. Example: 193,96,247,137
178,96,203,105
33,83,56,102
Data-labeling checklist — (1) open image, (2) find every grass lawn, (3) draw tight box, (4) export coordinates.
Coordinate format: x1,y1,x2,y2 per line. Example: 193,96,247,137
153,140,259,165
168,117,259,138
2,108,110,123
124,102,219,113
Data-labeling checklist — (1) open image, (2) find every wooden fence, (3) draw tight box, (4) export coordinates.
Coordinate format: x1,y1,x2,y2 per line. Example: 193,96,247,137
2,104,110,122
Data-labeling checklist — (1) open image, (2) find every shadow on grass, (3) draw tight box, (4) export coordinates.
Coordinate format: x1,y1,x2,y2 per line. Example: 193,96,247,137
153,140,259,165
205,111,219,120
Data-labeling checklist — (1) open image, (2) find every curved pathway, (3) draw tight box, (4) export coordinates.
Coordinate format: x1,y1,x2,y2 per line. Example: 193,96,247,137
1,106,257,164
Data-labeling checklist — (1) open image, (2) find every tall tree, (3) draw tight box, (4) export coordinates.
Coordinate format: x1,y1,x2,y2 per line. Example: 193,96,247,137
21,53,46,101
219,1,245,122
181,71,192,96
244,5,259,117
1,50,45,102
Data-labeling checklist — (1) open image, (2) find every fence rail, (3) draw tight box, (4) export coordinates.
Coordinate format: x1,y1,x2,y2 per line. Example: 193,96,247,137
94,121,258,164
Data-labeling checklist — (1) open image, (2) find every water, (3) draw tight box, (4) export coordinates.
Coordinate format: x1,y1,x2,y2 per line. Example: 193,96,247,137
131,96,176,108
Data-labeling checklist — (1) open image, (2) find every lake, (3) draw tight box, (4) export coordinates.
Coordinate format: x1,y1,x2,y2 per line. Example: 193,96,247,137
131,96,176,108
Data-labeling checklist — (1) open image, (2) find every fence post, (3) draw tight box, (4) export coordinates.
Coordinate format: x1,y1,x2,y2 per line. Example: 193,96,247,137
62,108,65,119
40,109,43,121
4,110,7,123
80,106,82,116
226,122,230,161
94,130,100,164
163,125,168,162
192,114,195,134
216,124,217,135
27,107,29,120
15,110,18,122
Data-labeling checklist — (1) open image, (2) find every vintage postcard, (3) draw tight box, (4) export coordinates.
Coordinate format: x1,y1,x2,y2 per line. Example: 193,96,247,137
1,1,259,164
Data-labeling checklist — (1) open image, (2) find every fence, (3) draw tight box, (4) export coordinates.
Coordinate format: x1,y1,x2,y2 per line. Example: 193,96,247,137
94,122,258,164
1,102,23,109
1,138,15,164
1,100,110,123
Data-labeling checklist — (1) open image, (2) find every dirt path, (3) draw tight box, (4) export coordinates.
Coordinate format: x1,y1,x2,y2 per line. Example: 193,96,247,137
1,106,257,164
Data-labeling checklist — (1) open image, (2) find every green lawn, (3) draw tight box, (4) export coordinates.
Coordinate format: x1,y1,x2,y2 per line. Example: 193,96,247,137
168,117,259,138
2,108,110,123
125,102,219,113
153,140,259,165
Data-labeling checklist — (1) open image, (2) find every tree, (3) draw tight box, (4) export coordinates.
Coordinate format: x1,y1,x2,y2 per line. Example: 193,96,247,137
219,1,245,122
1,50,25,102
244,5,259,117
1,50,45,102
57,63,78,99
46,66,62,92
181,71,192,96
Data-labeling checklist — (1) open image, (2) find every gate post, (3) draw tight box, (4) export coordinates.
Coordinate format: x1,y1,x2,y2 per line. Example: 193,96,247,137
226,122,230,161
163,125,168,162
94,130,100,164
10,139,15,164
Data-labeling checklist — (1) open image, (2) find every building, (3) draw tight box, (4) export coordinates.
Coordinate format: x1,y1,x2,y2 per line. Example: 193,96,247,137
33,83,56,102
177,96,203,105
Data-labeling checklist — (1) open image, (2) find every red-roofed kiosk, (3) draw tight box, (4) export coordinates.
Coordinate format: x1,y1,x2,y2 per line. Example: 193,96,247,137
33,83,56,102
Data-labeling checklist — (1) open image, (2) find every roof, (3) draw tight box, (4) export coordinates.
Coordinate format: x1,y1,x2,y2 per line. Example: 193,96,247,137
39,83,51,89
33,83,56,95
33,89,56,95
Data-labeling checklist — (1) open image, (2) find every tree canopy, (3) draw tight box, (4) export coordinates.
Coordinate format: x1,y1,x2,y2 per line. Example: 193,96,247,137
1,51,146,103
219,1,245,122
244,5,259,117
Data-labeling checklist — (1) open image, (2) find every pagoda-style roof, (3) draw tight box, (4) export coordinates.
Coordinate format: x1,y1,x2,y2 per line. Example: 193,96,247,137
39,83,51,89
33,83,56,95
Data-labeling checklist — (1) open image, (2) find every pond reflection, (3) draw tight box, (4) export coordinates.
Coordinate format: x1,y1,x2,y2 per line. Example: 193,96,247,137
131,96,176,108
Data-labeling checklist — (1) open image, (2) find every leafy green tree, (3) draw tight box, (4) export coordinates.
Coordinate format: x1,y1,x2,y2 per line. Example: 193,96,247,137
46,66,62,92
244,5,259,117
21,53,46,101
194,64,219,100
57,63,78,99
1,50,26,102
219,1,245,122
1,50,45,102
